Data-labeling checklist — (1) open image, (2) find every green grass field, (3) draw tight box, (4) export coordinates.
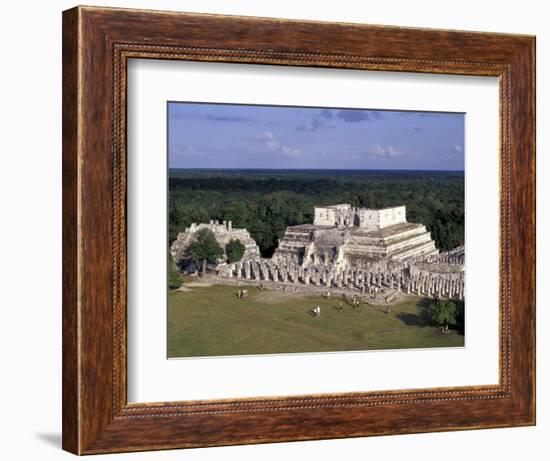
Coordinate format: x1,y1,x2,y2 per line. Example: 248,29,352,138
168,284,464,358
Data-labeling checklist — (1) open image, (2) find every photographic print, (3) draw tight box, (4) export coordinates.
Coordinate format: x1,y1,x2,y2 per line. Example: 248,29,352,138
167,102,465,358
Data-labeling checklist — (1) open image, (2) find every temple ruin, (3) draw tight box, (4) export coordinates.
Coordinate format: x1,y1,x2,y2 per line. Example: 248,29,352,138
171,219,260,270
171,204,465,301
273,204,438,268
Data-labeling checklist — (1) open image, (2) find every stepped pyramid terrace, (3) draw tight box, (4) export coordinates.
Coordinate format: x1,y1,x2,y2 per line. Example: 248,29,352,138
273,204,439,269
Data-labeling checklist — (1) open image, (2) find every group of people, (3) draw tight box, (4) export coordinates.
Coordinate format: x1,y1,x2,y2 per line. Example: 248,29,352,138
235,289,249,299
340,294,361,309
235,285,392,317
314,293,363,317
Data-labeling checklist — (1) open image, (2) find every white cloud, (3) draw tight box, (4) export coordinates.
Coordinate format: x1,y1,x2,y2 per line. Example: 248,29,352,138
246,131,302,156
281,145,301,156
387,145,399,157
368,144,402,158
171,145,199,157
256,131,274,141
442,144,465,158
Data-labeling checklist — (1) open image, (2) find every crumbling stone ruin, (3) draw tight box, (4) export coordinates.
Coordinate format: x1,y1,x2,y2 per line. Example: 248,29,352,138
171,219,260,270
173,204,465,300
273,204,438,267
219,250,464,300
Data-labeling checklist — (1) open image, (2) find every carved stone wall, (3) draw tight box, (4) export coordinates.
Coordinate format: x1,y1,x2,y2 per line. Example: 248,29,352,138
314,204,407,230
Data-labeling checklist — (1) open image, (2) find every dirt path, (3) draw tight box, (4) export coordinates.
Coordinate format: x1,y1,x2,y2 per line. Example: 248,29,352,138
184,281,215,288
254,289,309,304
175,279,216,292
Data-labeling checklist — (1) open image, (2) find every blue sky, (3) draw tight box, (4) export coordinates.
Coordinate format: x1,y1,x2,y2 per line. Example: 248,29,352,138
168,102,464,171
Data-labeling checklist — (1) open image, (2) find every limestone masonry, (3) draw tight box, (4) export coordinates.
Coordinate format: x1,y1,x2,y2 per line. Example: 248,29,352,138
171,219,260,266
172,204,465,300
274,204,438,268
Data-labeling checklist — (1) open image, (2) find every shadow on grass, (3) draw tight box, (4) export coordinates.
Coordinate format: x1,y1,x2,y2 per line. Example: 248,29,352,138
396,298,433,328
396,298,465,335
332,304,358,312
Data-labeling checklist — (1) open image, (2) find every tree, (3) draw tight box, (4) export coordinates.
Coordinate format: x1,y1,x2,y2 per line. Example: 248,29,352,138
225,238,246,263
168,201,183,243
430,297,458,333
187,229,224,275
167,253,182,289
168,169,465,257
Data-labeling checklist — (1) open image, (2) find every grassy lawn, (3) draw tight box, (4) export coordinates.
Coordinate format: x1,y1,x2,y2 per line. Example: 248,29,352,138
168,284,464,358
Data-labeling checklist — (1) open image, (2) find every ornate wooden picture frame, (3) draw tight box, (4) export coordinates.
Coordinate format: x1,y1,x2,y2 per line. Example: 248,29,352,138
62,6,535,455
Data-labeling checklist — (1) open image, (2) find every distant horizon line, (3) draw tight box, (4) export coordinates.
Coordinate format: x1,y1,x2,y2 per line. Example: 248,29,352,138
168,167,465,173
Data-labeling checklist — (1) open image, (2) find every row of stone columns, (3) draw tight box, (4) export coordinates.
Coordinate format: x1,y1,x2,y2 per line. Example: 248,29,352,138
221,260,465,300
406,273,465,299
423,246,465,266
